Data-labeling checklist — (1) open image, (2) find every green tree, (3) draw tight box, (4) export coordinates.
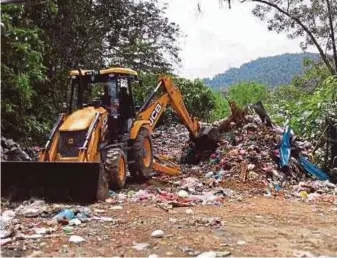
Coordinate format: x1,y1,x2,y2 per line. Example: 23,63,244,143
1,4,51,144
226,82,268,107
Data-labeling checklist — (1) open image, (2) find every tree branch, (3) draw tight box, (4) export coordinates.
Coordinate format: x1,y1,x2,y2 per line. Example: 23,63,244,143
251,0,336,75
325,0,337,73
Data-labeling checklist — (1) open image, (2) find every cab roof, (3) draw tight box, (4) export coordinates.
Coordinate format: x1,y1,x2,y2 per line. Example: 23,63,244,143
69,67,138,76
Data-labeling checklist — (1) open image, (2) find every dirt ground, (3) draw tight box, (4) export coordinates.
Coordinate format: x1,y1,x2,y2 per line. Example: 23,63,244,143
2,195,337,257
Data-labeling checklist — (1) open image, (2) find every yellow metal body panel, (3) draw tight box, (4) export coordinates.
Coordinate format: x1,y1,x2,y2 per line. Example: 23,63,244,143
152,160,180,175
40,107,108,162
130,120,151,139
69,67,137,76
59,107,105,131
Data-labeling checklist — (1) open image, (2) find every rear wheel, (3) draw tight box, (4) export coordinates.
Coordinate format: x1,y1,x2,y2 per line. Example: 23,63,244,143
129,128,153,180
105,148,127,190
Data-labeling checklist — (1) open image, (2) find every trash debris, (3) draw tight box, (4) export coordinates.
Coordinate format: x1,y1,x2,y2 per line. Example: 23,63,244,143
56,209,75,224
151,229,164,238
197,251,217,258
216,251,231,257
34,227,47,235
0,238,12,246
93,216,113,222
69,235,85,243
299,155,329,180
178,190,189,198
0,229,13,239
110,206,123,210
186,209,194,214
63,226,73,235
237,240,246,245
1,210,16,223
69,218,81,226
133,242,150,251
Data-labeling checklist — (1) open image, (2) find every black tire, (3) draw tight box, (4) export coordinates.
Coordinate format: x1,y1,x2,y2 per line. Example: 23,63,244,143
129,128,153,180
105,148,127,190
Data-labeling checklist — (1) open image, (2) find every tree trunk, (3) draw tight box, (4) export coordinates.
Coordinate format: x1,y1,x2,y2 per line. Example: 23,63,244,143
251,0,336,76
326,0,337,74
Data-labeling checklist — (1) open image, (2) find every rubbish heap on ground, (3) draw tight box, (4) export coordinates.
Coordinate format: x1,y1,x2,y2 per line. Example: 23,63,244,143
149,100,337,204
1,137,40,161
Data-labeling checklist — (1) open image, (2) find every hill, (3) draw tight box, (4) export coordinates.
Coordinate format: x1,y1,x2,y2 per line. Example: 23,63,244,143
203,53,320,89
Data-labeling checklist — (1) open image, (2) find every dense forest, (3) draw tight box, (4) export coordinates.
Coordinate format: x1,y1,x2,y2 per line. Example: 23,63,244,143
203,53,320,89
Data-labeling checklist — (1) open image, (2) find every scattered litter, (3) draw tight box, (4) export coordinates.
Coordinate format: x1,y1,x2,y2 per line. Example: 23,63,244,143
133,242,150,251
151,229,164,238
178,190,189,198
0,229,13,239
110,206,123,210
186,209,194,214
34,227,47,235
56,209,75,224
197,251,217,258
237,240,246,245
0,238,12,246
216,251,231,257
93,216,113,222
69,235,85,243
69,218,81,226
63,226,73,235
1,210,16,222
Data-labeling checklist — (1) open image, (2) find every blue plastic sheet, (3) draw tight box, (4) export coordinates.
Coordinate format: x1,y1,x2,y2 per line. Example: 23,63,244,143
279,125,291,168
299,155,329,180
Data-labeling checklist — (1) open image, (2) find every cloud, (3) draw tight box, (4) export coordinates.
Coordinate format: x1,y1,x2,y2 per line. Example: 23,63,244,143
161,0,316,79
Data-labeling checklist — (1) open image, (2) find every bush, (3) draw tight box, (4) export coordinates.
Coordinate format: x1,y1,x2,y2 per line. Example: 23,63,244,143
226,82,268,107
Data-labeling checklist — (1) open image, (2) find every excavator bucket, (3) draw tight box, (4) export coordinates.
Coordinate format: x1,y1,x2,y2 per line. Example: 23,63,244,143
181,126,220,165
1,161,108,203
195,126,220,151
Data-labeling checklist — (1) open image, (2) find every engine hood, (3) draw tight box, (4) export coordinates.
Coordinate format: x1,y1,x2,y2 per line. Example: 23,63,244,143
59,106,103,131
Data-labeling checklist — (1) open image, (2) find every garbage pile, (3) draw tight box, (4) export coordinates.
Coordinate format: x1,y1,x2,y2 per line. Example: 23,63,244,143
151,101,336,204
1,137,40,161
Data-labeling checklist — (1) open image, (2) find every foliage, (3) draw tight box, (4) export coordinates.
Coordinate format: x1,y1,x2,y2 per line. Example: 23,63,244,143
266,76,337,140
225,82,268,107
203,53,319,89
1,4,52,144
210,91,230,121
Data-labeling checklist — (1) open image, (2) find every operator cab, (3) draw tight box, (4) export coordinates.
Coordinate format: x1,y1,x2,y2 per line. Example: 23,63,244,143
67,67,139,139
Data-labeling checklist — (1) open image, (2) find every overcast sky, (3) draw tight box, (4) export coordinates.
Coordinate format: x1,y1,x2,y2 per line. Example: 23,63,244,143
161,0,314,79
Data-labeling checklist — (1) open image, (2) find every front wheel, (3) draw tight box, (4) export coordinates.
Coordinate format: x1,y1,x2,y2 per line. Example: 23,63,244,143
129,128,153,180
105,148,127,190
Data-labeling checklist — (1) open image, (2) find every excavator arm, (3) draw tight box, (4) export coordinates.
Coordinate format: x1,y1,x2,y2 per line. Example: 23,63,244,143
134,76,219,174
137,76,200,137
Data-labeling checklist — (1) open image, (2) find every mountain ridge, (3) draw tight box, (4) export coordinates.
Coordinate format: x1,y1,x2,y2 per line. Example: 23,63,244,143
202,52,320,89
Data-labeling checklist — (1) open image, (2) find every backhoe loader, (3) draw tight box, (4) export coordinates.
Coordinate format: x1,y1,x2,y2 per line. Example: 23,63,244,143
1,67,219,203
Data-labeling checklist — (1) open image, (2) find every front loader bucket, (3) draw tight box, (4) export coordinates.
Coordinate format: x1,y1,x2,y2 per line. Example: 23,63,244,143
1,161,108,203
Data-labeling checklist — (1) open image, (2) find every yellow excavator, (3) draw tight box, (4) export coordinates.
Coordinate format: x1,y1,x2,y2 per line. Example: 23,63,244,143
1,67,218,203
